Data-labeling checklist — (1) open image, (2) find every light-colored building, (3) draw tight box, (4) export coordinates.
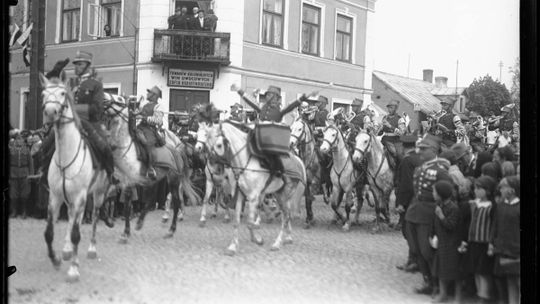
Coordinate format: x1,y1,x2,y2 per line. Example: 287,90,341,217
10,0,376,130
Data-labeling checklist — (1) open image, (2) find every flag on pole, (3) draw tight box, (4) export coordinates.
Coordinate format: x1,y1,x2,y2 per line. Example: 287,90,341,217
22,45,31,67
9,23,22,47
16,23,32,46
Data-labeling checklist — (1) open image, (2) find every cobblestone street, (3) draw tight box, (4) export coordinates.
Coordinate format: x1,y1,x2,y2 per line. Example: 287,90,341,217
9,198,433,304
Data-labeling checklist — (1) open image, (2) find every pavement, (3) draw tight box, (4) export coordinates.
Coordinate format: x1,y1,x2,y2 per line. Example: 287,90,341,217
8,197,443,304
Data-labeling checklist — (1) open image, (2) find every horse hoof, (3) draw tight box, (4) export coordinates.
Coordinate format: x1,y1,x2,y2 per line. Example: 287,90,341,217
223,218,231,224
161,217,169,224
51,257,62,270
199,220,206,228
270,245,280,251
118,237,128,244
210,213,217,219
135,221,143,231
266,218,273,224
163,232,174,239
66,273,80,283
87,251,97,259
224,249,236,256
177,215,184,222
342,225,350,232
62,251,72,261
283,238,293,245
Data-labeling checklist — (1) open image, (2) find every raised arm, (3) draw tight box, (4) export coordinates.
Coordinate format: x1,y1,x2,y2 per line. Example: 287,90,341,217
231,84,261,113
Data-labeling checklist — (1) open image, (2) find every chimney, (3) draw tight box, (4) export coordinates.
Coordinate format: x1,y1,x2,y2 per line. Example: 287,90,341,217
423,69,433,83
434,76,448,88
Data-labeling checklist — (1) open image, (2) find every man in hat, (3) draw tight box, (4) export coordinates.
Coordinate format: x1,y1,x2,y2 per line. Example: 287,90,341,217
451,142,477,178
395,131,423,273
313,96,329,128
378,100,406,171
429,99,465,148
405,134,452,295
135,85,165,179
230,103,246,122
9,130,33,218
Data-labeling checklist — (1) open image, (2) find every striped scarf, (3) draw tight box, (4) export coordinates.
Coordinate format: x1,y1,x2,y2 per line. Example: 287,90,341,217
468,199,493,243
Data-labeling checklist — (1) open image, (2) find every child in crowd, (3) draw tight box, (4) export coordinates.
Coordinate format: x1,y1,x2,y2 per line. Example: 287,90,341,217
462,176,497,303
500,161,516,178
489,176,520,304
431,180,462,303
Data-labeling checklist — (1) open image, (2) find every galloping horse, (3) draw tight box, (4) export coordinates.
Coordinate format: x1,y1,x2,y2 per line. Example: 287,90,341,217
199,119,306,255
352,130,393,231
103,94,200,243
289,118,325,228
319,124,361,231
40,73,110,282
194,127,235,227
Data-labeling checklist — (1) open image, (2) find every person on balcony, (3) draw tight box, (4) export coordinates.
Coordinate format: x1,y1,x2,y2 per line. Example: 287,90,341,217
191,9,211,31
207,9,218,32
168,7,182,29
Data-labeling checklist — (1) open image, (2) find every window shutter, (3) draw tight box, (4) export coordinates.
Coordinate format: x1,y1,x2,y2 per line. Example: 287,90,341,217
87,3,100,37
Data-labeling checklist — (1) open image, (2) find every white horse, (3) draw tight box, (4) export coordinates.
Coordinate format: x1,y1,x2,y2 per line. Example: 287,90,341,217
319,124,360,231
352,129,393,231
194,127,235,226
40,74,110,282
289,118,325,228
103,94,199,242
199,119,306,255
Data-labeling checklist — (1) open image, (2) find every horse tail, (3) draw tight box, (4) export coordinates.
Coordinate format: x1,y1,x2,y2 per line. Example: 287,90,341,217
177,147,201,206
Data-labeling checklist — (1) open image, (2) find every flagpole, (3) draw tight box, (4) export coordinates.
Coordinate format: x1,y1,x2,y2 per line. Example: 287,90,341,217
29,0,46,130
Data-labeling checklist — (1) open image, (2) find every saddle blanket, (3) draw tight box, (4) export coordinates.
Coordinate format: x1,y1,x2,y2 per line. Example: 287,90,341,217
281,153,306,186
151,145,178,171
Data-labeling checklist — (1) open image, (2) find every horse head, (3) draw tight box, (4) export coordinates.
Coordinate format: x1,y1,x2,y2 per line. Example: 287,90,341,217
205,122,229,160
195,120,212,153
320,125,340,154
103,93,128,119
352,129,372,163
40,72,74,125
289,119,307,149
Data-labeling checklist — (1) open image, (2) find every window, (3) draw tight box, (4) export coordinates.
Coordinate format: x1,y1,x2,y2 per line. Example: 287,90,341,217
101,0,121,37
302,4,320,55
262,0,284,47
336,14,352,62
88,0,122,38
62,0,81,42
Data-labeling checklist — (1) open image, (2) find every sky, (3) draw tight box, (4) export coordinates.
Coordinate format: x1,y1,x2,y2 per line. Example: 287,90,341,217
368,0,519,89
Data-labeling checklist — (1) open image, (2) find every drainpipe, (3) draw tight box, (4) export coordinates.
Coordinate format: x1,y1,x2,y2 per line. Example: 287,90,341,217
132,0,140,95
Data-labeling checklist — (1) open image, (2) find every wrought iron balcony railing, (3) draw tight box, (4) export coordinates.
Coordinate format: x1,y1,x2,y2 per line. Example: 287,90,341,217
152,29,231,65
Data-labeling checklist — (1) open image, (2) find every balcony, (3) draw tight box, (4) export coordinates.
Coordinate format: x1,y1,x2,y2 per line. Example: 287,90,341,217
152,29,231,65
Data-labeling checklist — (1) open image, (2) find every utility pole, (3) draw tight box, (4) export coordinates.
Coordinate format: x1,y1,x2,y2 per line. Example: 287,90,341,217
29,0,46,130
498,60,503,82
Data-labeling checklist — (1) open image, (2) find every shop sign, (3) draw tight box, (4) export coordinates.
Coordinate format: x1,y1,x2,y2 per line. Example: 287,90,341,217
168,68,214,89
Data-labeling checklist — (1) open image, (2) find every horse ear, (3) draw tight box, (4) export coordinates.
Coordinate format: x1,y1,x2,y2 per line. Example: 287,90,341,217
60,70,67,84
39,73,49,88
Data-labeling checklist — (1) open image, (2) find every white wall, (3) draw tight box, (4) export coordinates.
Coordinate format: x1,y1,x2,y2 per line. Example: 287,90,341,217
213,0,245,67
137,0,169,63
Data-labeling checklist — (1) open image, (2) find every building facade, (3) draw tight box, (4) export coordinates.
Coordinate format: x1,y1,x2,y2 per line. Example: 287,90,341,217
9,0,376,130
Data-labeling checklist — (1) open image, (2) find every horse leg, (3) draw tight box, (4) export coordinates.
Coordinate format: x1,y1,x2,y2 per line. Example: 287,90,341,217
161,192,171,223
44,194,62,269
119,196,131,244
247,195,264,246
330,188,345,225
199,178,213,227
225,192,244,256
353,183,364,225
62,202,75,261
67,195,85,283
135,183,154,231
166,175,181,238
270,193,287,251
212,185,221,219
342,190,354,232
303,182,314,229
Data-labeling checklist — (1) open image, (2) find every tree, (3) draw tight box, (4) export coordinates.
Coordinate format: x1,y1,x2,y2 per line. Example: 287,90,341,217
465,75,511,116
509,57,520,108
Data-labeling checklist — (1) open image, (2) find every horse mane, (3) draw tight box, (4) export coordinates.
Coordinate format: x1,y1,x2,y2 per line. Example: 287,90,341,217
47,77,83,131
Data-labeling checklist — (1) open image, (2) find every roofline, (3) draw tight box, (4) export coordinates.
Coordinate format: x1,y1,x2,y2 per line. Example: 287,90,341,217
372,72,424,110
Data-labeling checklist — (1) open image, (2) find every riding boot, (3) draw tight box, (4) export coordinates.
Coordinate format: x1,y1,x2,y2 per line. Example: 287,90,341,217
83,121,115,181
28,132,55,182
146,146,157,180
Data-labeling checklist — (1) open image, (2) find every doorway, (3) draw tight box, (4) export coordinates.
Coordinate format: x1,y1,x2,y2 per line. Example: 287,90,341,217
169,89,209,112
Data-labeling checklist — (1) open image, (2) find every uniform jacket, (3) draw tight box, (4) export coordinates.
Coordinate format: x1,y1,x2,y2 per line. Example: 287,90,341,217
191,17,211,31
405,157,453,225
379,113,405,136
395,150,423,209
241,93,301,123
498,117,519,141
350,111,368,129
72,74,105,122
9,141,33,178
314,109,329,127
435,112,465,143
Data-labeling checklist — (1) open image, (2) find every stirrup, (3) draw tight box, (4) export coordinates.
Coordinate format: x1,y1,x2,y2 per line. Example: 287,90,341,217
27,171,44,180
147,167,157,180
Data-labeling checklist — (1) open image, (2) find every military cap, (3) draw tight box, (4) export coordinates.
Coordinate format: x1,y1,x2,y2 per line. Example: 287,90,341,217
386,100,400,108
146,86,162,98
351,98,363,108
73,50,93,64
265,85,281,96
317,95,328,104
440,98,455,105
417,134,441,151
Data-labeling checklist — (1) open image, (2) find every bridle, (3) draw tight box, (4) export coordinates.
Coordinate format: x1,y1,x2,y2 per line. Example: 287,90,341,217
42,84,74,125
322,125,341,151
353,130,372,157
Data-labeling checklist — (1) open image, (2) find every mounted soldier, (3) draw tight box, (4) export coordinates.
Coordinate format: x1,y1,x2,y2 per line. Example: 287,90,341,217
495,103,519,147
378,100,406,172
30,51,115,182
428,98,466,149
134,85,166,179
229,103,246,123
232,84,308,177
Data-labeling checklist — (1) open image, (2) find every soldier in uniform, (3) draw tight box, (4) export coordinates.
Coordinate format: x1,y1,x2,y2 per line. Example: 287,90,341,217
135,85,165,179
495,103,519,144
430,99,466,148
31,52,114,182
232,84,307,176
378,100,406,171
313,96,329,129
9,130,33,218
467,111,486,153
229,103,246,122
404,134,453,295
